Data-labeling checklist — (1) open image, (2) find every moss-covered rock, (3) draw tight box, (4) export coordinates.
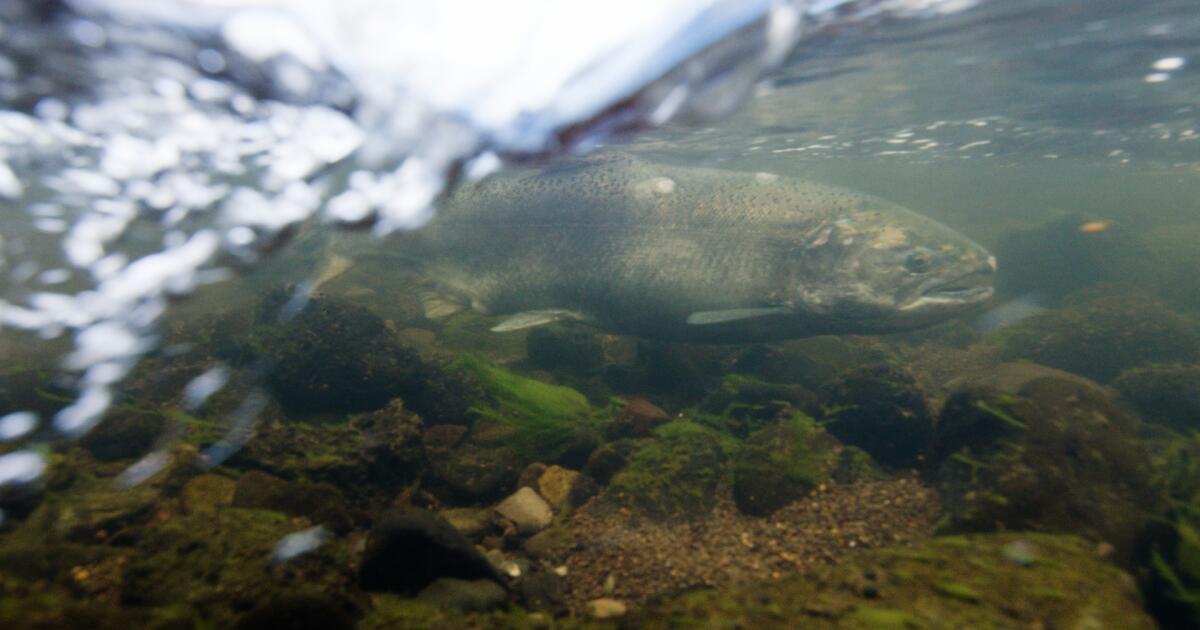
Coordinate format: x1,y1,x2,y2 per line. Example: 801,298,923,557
632,533,1155,629
224,292,480,421
992,287,1200,382
231,470,354,533
696,374,819,438
226,398,423,508
119,507,357,628
930,377,1162,566
594,421,734,521
823,364,934,470
1112,363,1200,433
732,413,841,516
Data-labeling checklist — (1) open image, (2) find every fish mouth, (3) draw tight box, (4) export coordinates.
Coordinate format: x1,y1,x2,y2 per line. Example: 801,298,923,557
900,270,995,311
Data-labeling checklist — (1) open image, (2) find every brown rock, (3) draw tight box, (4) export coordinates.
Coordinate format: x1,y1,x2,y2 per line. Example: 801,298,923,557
612,398,671,438
537,465,581,511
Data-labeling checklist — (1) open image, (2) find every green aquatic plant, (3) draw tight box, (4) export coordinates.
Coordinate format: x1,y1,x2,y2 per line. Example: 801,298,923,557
453,355,601,465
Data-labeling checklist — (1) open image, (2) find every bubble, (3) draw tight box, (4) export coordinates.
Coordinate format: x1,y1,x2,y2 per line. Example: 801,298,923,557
0,412,38,441
1152,57,1186,71
0,450,46,487
272,526,330,563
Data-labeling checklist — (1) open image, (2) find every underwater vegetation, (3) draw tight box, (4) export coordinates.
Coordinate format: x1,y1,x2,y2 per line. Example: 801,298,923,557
929,377,1161,567
453,355,602,469
6,251,1200,629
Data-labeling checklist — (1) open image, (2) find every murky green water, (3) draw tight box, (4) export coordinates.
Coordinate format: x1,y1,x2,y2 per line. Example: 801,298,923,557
3,0,1200,627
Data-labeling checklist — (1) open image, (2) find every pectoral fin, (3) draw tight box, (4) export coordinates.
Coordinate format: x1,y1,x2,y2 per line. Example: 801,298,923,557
685,307,791,325
491,309,589,332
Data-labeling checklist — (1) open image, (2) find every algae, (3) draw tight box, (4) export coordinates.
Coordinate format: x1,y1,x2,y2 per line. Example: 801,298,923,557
597,421,735,521
454,356,601,466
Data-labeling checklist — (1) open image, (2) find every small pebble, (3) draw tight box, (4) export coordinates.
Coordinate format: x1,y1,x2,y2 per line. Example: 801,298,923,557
587,598,628,619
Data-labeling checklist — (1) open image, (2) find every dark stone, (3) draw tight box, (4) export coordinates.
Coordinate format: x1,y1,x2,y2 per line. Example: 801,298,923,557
359,507,501,594
235,292,481,421
80,410,167,461
231,470,353,533
424,442,522,504
581,440,642,485
233,593,356,630
517,462,548,489
520,570,568,614
566,473,601,508
823,365,933,470
416,577,507,612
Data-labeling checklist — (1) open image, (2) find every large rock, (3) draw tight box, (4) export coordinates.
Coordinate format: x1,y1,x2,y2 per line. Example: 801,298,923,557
993,287,1200,382
231,470,353,533
228,292,480,421
595,421,732,521
228,399,424,505
358,507,500,594
1112,363,1200,433
930,377,1163,565
495,487,553,534
732,413,840,517
823,364,934,470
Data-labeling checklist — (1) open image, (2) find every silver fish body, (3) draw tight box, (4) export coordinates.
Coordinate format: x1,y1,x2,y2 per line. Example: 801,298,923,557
402,154,995,343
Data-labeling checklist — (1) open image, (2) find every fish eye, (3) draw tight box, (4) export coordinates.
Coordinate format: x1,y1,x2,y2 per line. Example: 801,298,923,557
905,250,934,273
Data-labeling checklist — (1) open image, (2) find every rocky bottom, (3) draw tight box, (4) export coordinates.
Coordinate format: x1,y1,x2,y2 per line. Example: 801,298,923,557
550,478,940,611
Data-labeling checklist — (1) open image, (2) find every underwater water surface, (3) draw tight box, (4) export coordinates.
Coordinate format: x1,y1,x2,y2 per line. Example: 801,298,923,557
2,0,1200,628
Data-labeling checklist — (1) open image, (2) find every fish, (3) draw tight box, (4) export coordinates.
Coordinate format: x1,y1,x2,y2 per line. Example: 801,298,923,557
396,153,996,344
